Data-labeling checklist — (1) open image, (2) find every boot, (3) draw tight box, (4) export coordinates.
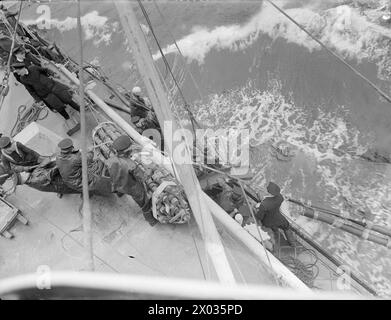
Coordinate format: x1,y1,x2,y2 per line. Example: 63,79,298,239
283,228,296,247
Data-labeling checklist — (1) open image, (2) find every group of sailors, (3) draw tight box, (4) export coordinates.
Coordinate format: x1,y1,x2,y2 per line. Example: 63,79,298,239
0,130,295,248
0,133,158,226
204,177,295,249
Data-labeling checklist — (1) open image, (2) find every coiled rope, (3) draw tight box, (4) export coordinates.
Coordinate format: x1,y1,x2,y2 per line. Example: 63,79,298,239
10,103,49,137
279,247,320,288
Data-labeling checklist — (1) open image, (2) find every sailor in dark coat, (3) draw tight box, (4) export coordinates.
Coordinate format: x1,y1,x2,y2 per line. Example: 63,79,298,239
0,136,43,173
105,135,158,226
11,46,40,68
56,138,111,194
11,62,80,122
255,182,295,246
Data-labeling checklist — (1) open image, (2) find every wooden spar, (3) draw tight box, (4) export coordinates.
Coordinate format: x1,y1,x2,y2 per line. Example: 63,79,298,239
113,0,236,285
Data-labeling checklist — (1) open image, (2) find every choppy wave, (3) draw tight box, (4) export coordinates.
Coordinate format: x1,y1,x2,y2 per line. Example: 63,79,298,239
154,1,391,80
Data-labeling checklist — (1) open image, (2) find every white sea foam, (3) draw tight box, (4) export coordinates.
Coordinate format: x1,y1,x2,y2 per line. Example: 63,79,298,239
23,11,116,46
154,1,391,78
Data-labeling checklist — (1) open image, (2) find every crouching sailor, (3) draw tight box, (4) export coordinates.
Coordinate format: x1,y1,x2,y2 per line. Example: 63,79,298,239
56,138,111,195
128,87,160,134
0,136,47,174
106,135,158,226
254,182,295,248
208,178,250,227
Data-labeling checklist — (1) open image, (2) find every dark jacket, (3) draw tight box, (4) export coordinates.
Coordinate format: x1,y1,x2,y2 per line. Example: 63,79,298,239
105,157,147,208
130,95,149,119
255,194,289,229
1,142,41,173
16,65,57,101
215,181,243,214
56,150,108,192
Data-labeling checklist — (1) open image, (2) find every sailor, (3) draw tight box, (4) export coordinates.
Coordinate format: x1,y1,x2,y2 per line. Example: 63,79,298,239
0,136,44,174
105,135,158,226
212,178,248,226
13,159,80,195
254,182,295,247
11,62,80,127
11,46,40,68
56,138,110,194
128,87,160,133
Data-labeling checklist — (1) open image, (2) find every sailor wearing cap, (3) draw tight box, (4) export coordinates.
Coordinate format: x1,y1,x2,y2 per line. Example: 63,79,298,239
56,138,87,192
254,182,295,247
11,45,40,68
0,136,42,174
112,134,133,155
104,135,157,226
55,138,109,194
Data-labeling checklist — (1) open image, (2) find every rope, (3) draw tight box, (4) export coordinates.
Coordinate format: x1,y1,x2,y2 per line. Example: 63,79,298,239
265,0,391,105
152,0,204,101
279,248,320,288
137,0,201,134
187,220,208,281
10,103,49,137
4,2,23,78
0,1,24,112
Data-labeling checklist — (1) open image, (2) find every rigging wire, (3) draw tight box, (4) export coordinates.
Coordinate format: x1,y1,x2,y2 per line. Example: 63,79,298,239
152,0,204,102
137,0,201,134
77,0,94,271
139,0,229,167
265,0,391,105
4,1,23,73
187,220,209,281
0,1,24,111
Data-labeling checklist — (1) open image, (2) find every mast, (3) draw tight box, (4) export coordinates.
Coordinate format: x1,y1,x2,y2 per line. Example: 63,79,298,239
113,0,236,285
